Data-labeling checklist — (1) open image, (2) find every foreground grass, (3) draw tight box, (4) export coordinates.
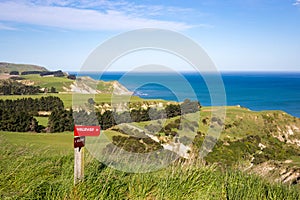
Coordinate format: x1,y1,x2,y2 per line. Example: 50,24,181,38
0,131,299,199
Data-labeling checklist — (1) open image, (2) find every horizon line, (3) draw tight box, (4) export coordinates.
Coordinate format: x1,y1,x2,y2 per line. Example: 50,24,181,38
68,70,300,73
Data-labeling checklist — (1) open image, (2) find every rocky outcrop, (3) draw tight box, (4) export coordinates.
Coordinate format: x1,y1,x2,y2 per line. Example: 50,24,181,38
271,124,300,147
115,123,191,159
67,76,132,95
111,81,132,95
251,161,300,185
70,77,99,94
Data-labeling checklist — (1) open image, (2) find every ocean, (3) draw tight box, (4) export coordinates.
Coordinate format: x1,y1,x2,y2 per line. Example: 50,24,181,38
72,72,300,118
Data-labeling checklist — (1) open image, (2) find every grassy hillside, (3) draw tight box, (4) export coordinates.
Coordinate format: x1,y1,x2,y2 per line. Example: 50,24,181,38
125,106,300,185
0,62,48,73
0,131,299,199
20,74,74,92
198,106,300,166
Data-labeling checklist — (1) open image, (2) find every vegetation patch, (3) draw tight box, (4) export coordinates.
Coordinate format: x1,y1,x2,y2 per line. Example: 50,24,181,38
0,131,299,199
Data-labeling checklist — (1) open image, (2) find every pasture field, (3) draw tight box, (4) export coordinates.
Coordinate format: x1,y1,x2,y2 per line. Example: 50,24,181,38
0,93,164,108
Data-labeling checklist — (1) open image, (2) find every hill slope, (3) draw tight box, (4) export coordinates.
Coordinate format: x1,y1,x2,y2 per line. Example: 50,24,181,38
0,62,48,73
0,131,299,199
106,106,300,185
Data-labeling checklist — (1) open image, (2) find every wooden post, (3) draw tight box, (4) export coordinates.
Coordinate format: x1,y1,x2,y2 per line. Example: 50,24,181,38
74,147,84,185
73,125,100,185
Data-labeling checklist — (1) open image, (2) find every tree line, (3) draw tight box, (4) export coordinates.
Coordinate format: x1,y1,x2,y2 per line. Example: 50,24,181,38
0,80,57,95
0,109,40,132
20,70,64,77
0,95,200,133
0,96,64,132
0,96,64,115
0,80,41,95
68,99,201,132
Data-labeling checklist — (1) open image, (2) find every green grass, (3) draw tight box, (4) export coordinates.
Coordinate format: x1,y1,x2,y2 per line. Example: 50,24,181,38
0,131,299,199
35,116,49,127
0,132,73,199
0,62,47,73
290,156,300,166
0,131,73,153
0,93,164,108
21,74,74,92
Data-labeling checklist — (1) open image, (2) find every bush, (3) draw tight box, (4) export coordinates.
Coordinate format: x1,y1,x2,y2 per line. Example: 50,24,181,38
181,99,200,114
9,71,19,75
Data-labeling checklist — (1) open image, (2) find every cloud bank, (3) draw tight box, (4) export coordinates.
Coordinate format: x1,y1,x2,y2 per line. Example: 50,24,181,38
0,0,194,31
294,0,300,6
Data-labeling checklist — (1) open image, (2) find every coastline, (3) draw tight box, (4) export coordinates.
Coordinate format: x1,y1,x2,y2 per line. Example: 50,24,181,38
71,71,300,118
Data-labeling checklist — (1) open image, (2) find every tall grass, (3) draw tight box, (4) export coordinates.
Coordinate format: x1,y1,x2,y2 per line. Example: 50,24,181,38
0,132,299,199
75,160,299,200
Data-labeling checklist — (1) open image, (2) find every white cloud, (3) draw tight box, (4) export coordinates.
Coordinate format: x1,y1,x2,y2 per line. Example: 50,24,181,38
0,1,195,31
29,0,194,17
294,0,300,6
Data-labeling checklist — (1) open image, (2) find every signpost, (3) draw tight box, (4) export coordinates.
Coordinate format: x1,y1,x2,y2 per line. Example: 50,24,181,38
74,125,100,185
74,125,101,137
74,136,85,148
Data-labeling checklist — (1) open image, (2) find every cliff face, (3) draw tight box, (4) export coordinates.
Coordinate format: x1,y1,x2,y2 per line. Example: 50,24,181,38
251,161,300,185
111,81,133,95
68,76,132,95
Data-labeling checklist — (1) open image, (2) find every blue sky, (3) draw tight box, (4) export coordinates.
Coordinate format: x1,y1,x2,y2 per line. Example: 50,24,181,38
0,0,300,72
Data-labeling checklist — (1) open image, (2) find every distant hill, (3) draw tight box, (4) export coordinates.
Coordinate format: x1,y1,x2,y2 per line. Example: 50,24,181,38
0,62,48,73
0,62,132,95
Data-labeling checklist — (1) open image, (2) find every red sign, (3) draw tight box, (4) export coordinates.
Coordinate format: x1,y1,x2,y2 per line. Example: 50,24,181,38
74,125,101,137
74,136,85,148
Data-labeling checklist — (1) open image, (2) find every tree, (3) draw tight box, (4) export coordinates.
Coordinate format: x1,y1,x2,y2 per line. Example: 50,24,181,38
99,110,116,130
0,80,42,95
48,109,74,132
67,74,76,80
0,96,66,133
165,104,181,118
50,87,57,93
9,71,19,75
0,109,40,132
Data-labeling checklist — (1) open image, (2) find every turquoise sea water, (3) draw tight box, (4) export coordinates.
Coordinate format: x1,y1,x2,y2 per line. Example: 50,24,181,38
72,72,300,118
